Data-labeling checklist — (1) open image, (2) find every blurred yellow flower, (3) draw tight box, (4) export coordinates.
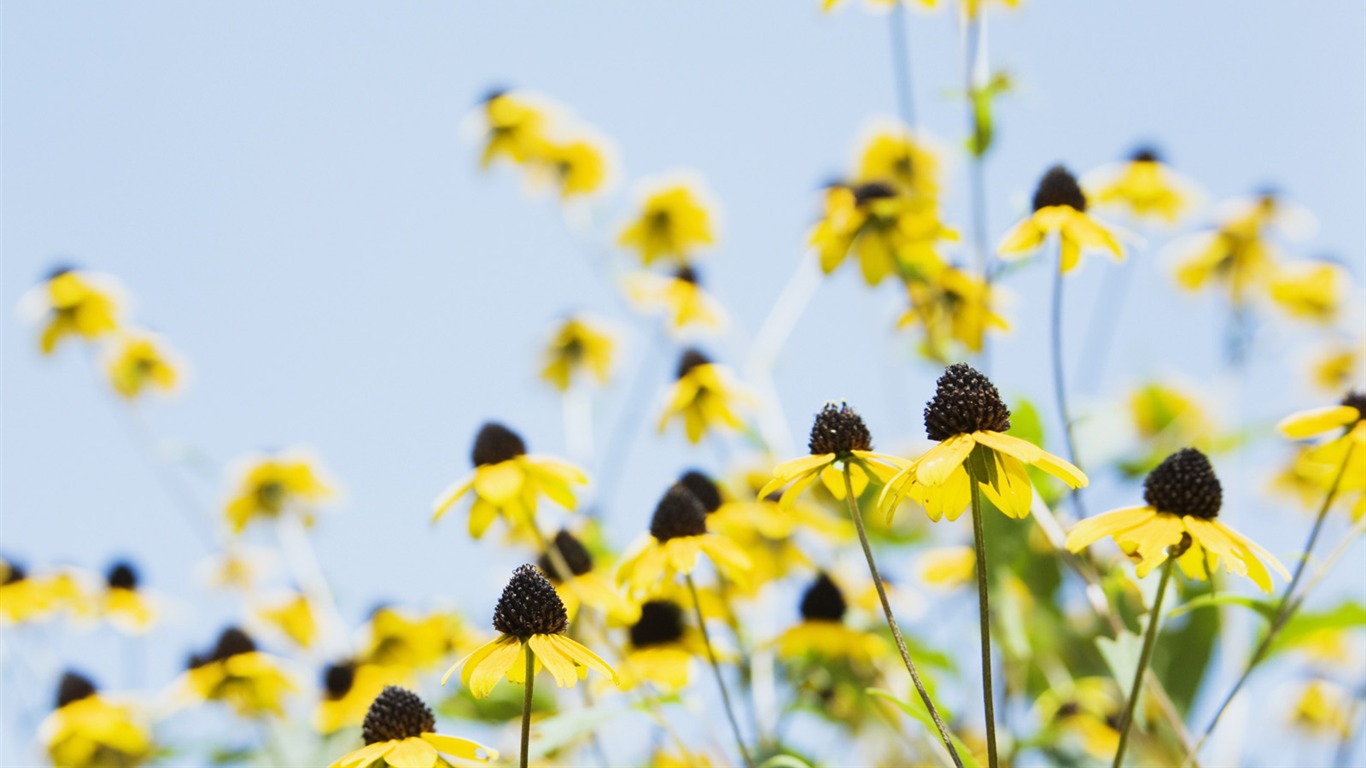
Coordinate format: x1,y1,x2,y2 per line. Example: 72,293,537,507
329,686,495,768
20,267,123,355
624,267,728,336
1278,392,1366,519
617,599,707,692
617,484,751,599
1289,679,1353,739
855,125,941,199
775,573,889,667
1311,343,1361,394
257,593,317,649
1084,147,1200,225
1268,261,1346,324
41,673,152,768
0,560,84,625
477,90,551,168
541,314,615,391
1170,192,1313,305
917,546,976,589
432,422,587,538
998,165,1124,274
184,628,295,718
101,562,156,634
224,450,335,534
657,349,748,444
809,182,955,286
539,529,640,625
1033,677,1123,762
533,136,611,198
618,179,716,265
103,331,183,400
1129,382,1210,443
360,606,470,672
315,661,405,734
898,265,1008,355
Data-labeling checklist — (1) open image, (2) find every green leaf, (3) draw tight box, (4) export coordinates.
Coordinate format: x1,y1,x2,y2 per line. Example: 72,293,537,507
1268,601,1366,658
866,688,981,768
758,756,815,768
1167,592,1275,620
1152,579,1221,714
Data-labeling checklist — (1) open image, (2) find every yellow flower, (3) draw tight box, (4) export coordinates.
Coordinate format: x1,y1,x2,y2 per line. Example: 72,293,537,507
541,314,615,391
1066,448,1288,592
316,663,407,735
101,562,156,634
330,686,496,768
432,422,587,538
760,403,908,509
854,124,941,199
534,136,612,199
1277,393,1366,519
40,673,153,768
257,592,317,649
539,529,640,625
623,267,728,336
1268,260,1346,324
443,565,616,698
657,349,748,444
360,607,471,673
775,573,889,667
998,165,1124,274
1033,677,1123,761
881,364,1086,522
1083,147,1200,225
617,178,716,266
224,450,334,534
898,265,1008,355
617,599,708,692
102,330,184,400
1129,382,1210,443
917,546,976,589
694,470,815,589
184,627,296,718
0,561,86,625
617,484,752,598
1310,342,1361,394
1169,192,1312,305
1289,679,1353,739
20,266,123,355
477,90,551,168
809,182,955,286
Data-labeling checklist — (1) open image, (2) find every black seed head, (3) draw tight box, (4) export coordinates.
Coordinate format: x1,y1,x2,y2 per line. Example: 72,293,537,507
852,181,897,206
106,561,138,590
924,363,1011,441
800,572,848,622
1055,701,1081,720
649,483,709,541
471,422,527,467
808,402,873,456
55,671,97,708
323,661,356,700
1032,165,1087,212
1143,448,1222,520
537,530,595,581
2,560,26,584
492,564,568,637
1130,146,1162,164
675,265,700,285
678,470,723,513
629,600,686,648
362,686,435,744
1341,390,1366,419
211,627,257,661
676,348,711,379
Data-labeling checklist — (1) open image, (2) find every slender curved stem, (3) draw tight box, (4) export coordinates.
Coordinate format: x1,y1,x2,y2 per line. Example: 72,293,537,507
967,461,999,768
1049,250,1085,519
521,647,536,768
888,3,917,130
686,573,753,768
1114,558,1175,768
1183,441,1355,763
842,463,965,768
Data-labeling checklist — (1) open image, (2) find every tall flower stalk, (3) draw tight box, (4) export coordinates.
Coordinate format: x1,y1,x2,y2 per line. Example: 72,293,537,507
965,449,999,768
1112,557,1175,768
686,573,754,768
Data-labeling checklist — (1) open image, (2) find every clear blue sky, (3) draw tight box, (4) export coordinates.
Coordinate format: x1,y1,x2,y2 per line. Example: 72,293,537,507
3,2,1363,765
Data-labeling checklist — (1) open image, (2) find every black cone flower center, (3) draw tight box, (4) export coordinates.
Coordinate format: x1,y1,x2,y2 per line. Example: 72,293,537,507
676,348,711,380
538,530,594,581
678,470,723,513
1032,165,1087,212
106,562,138,591
924,363,1011,440
675,265,700,285
630,600,686,648
208,627,257,664
1130,146,1162,164
852,181,897,206
649,484,709,542
55,671,97,708
492,564,568,637
800,572,847,622
323,662,357,700
3,562,26,585
362,686,435,745
1341,390,1366,419
808,402,873,456
1143,448,1222,520
471,422,527,467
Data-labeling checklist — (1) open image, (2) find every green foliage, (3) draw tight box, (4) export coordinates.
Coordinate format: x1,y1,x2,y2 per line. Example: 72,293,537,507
867,687,982,768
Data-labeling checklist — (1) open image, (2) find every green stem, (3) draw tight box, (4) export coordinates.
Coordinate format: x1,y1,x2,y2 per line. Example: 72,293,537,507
1049,248,1085,519
888,2,917,130
1114,558,1175,768
521,647,536,768
686,573,754,768
843,463,965,768
967,464,999,768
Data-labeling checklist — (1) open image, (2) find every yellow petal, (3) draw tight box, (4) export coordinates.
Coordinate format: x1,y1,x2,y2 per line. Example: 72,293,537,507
384,738,439,768
473,462,525,504
997,218,1044,257
332,741,394,768
432,475,475,521
1277,406,1358,439
980,450,1033,519
422,734,497,763
1065,506,1156,552
551,633,618,683
529,634,578,688
916,433,976,486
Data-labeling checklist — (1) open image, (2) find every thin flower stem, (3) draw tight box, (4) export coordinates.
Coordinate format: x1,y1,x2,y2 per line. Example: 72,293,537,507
686,573,754,768
888,2,917,130
842,464,965,768
1049,248,1086,519
1114,557,1175,768
967,467,999,768
521,647,536,768
1184,441,1355,764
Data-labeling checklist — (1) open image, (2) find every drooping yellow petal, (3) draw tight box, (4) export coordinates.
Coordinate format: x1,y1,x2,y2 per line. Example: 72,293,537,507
421,733,497,762
529,634,578,688
980,450,1033,519
1277,406,1359,440
431,476,475,521
331,740,394,768
916,433,976,486
997,218,1045,257
1123,514,1185,577
384,737,439,768
1065,506,1157,552
550,633,618,684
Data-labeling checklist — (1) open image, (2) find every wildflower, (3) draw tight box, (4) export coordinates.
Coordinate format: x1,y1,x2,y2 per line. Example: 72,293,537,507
1268,260,1346,324
316,661,401,734
1033,678,1123,761
775,573,888,666
101,561,155,634
329,686,496,768
854,124,941,199
432,422,587,538
618,179,716,266
618,599,707,691
881,364,1086,522
1170,191,1311,304
0,559,67,624
444,564,616,697
1277,392,1366,519
998,165,1124,273
103,331,184,400
19,266,122,355
616,484,751,598
1084,146,1199,225
1129,382,1210,444
40,672,152,768
1310,342,1360,394
1289,680,1353,739
760,402,907,508
657,349,748,444
184,627,295,717
360,607,471,673
257,592,317,649
477,90,551,168
809,182,954,286
540,314,614,391
224,450,334,534
898,265,1008,355
1066,448,1288,592
696,470,817,588
534,135,611,199
539,529,639,624
624,266,728,336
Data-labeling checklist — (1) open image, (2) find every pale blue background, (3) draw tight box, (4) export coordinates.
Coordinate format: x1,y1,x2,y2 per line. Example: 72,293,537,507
3,2,1364,766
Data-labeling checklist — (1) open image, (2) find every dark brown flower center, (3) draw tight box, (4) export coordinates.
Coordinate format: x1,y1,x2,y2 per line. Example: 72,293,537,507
650,484,709,541
1032,165,1087,212
808,402,873,456
677,470,723,513
472,422,527,467
362,686,434,744
1341,390,1366,419
323,662,356,700
56,671,97,708
538,530,595,581
800,572,847,623
630,600,686,648
1143,448,1222,519
106,562,137,591
924,363,1011,440
675,348,711,380
492,564,567,637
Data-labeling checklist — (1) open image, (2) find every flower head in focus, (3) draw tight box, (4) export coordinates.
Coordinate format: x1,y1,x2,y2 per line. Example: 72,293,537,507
19,266,123,355
224,450,335,534
998,165,1124,273
1083,146,1200,225
616,484,752,598
40,671,153,768
760,402,908,509
329,686,496,768
657,349,748,444
1277,392,1366,519
184,627,296,718
540,314,615,391
618,177,717,266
